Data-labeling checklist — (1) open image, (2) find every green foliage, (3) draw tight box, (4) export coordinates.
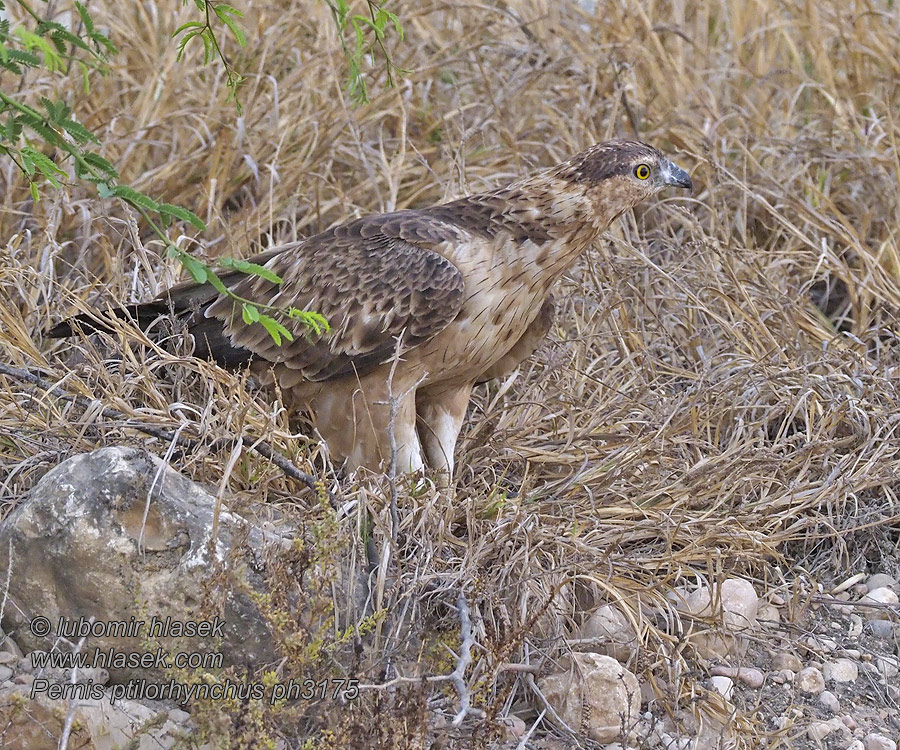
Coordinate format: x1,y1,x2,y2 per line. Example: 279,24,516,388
326,0,406,104
0,0,330,345
173,1,246,113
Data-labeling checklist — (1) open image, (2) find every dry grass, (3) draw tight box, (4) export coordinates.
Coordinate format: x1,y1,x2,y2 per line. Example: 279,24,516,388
2,0,900,747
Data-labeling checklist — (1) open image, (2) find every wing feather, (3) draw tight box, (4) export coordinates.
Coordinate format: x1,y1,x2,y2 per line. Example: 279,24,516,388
199,211,467,381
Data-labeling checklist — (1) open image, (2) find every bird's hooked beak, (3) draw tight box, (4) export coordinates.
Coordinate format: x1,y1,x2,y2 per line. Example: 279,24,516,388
662,159,693,192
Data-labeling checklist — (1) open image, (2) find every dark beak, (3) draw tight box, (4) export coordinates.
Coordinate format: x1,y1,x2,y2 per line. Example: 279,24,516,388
663,160,693,192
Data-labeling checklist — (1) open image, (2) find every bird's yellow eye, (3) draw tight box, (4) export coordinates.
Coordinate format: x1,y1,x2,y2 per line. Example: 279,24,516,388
634,164,651,180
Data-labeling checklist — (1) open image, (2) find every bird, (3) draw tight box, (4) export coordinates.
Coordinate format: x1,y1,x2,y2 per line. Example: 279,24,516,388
49,140,692,479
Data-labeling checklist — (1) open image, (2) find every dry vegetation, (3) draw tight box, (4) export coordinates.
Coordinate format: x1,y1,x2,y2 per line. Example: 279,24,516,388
1,0,900,748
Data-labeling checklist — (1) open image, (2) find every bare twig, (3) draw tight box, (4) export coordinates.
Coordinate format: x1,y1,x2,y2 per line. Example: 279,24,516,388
450,592,477,726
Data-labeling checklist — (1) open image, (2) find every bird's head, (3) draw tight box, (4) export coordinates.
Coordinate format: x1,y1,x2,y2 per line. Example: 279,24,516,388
553,139,692,228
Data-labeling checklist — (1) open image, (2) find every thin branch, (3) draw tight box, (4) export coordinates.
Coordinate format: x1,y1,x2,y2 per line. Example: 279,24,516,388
450,592,477,726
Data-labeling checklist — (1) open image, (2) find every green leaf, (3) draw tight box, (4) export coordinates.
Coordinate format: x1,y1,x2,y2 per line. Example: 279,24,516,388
22,145,65,186
75,2,95,36
59,118,99,145
219,257,281,283
205,269,229,295
259,314,294,346
241,302,260,324
169,247,209,284
214,4,246,46
97,182,113,198
30,181,39,202
109,185,159,212
82,151,119,178
158,202,206,230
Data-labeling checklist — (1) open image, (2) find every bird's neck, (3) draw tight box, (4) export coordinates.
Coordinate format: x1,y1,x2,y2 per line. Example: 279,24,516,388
476,174,620,280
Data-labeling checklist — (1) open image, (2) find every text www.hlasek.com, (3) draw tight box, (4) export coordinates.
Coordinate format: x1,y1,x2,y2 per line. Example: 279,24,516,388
28,615,360,706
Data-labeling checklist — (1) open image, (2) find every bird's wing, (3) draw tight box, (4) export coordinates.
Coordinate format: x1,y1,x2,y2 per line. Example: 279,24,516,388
194,210,467,381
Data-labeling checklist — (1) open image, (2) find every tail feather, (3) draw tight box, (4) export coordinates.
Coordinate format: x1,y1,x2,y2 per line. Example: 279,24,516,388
46,299,254,369
45,301,176,339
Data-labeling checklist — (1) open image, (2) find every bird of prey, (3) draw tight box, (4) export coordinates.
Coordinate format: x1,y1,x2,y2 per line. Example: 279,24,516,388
50,140,692,478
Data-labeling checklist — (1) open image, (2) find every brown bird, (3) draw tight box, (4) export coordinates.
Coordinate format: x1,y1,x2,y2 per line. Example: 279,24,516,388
50,140,692,478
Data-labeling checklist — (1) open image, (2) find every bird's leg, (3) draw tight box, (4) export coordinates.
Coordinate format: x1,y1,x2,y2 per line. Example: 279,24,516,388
307,376,424,474
416,382,474,486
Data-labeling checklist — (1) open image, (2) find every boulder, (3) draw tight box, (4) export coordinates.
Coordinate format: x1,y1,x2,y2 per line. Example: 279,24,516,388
0,446,284,681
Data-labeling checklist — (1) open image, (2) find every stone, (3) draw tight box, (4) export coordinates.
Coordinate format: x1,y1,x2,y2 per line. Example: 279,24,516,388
865,574,897,591
0,666,11,681
501,715,527,740
710,665,764,688
858,587,899,620
0,650,19,665
674,579,759,658
867,620,895,638
819,690,840,713
807,720,835,741
823,658,858,683
756,603,780,625
842,715,858,730
577,603,639,661
0,446,286,682
709,675,733,700
873,656,899,679
0,683,191,750
771,651,802,672
538,652,640,743
0,629,23,659
864,734,897,750
797,667,825,694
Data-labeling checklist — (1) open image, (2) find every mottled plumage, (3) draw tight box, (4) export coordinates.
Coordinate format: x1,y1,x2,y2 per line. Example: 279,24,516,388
49,140,692,478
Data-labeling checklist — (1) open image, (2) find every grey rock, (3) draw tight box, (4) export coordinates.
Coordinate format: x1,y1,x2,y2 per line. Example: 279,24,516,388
864,574,897,591
819,690,840,713
797,667,825,694
0,446,287,682
823,658,858,684
864,734,897,750
538,652,640,743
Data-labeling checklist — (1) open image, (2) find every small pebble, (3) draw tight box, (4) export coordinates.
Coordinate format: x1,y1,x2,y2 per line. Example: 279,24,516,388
819,690,840,713
859,587,900,620
709,675,734,700
0,651,18,666
865,574,897,591
847,742,865,750
807,720,835,741
500,716,527,740
864,734,897,750
771,652,802,672
0,666,11,682
867,620,895,638
797,667,825,694
710,666,764,688
873,656,899,679
842,715,858,731
757,603,781,625
823,658,858,684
